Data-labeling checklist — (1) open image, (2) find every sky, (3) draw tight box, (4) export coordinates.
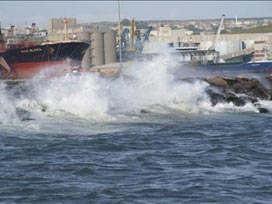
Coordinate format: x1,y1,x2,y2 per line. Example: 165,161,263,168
1,1,272,27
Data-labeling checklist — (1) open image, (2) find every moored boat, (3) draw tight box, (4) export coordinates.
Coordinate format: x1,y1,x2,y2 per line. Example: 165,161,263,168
0,41,90,79
186,60,272,73
0,23,90,79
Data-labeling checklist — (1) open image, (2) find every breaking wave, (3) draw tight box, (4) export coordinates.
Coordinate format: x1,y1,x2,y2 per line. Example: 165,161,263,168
0,44,272,127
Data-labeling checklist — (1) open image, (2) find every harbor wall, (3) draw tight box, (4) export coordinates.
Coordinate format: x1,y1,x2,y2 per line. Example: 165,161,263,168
150,32,272,47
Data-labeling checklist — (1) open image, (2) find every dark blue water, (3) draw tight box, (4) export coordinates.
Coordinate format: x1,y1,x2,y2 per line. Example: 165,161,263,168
1,52,272,203
1,113,272,203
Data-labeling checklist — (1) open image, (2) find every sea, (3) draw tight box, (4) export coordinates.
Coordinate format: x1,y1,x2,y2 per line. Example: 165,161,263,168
1,50,272,203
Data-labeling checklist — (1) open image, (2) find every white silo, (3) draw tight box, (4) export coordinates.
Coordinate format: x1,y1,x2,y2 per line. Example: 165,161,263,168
79,32,92,70
81,47,92,70
104,30,117,64
91,31,105,66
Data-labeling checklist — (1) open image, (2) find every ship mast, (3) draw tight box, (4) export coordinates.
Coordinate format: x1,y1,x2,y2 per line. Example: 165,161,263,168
63,17,68,41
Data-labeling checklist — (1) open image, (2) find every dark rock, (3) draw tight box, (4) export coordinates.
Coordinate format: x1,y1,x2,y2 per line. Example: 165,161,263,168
231,78,271,100
240,95,258,104
254,103,270,113
41,105,47,112
140,109,149,114
205,88,226,106
16,108,35,121
225,93,246,107
206,77,228,87
258,107,269,113
204,76,272,108
230,97,246,107
207,76,272,102
222,77,239,86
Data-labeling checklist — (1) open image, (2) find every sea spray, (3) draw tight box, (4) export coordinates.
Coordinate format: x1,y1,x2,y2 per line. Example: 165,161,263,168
0,83,18,124
1,42,272,125
34,74,111,119
30,49,212,117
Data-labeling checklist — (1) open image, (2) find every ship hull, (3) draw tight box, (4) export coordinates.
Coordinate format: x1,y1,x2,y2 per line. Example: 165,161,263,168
192,61,272,73
10,61,71,79
1,41,90,79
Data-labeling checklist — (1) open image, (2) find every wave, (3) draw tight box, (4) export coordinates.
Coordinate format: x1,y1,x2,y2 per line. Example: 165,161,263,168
0,45,271,125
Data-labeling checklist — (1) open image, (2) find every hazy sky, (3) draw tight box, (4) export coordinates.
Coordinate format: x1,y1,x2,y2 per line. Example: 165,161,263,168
1,1,272,27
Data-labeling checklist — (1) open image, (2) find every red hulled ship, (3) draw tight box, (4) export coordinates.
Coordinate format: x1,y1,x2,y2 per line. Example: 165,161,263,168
0,25,90,79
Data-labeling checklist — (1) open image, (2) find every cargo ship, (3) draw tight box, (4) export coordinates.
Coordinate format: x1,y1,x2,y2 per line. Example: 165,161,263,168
185,60,272,73
0,26,90,79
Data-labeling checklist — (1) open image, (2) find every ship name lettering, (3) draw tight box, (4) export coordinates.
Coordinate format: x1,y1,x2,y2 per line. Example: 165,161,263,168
29,48,42,52
21,50,29,53
21,48,42,53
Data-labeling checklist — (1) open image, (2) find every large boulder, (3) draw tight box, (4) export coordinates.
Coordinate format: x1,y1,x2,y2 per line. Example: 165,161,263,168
205,88,227,106
204,76,272,113
206,76,272,100
206,77,228,87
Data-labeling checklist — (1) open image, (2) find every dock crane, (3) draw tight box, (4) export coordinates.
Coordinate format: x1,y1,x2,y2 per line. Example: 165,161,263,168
135,26,153,53
120,28,130,50
209,14,225,51
142,26,153,46
208,14,225,63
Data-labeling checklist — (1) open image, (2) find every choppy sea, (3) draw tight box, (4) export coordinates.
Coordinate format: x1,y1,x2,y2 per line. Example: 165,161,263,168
1,52,272,203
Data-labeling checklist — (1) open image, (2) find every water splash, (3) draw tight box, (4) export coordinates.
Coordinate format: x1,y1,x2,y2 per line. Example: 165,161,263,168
0,43,271,127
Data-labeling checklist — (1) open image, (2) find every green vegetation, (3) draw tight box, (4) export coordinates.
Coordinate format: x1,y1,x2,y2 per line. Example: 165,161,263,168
226,24,272,34
185,24,203,35
121,19,149,29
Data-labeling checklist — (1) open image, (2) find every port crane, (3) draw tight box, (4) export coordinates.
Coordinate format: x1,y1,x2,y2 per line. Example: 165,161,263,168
120,25,153,53
117,18,153,59
209,14,225,51
135,26,153,53
121,28,130,49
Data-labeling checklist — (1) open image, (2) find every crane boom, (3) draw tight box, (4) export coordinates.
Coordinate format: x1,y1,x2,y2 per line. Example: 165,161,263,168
209,14,225,50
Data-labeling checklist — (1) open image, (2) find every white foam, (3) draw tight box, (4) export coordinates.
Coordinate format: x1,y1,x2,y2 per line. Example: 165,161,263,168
0,42,271,126
0,83,20,124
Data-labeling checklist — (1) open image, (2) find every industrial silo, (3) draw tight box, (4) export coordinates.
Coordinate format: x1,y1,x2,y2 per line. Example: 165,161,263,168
81,47,92,70
91,31,105,66
104,30,117,64
79,32,92,70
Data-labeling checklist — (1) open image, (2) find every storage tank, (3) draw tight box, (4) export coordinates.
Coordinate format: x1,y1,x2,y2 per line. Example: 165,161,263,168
91,31,104,66
78,32,91,69
104,30,117,64
81,47,92,70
